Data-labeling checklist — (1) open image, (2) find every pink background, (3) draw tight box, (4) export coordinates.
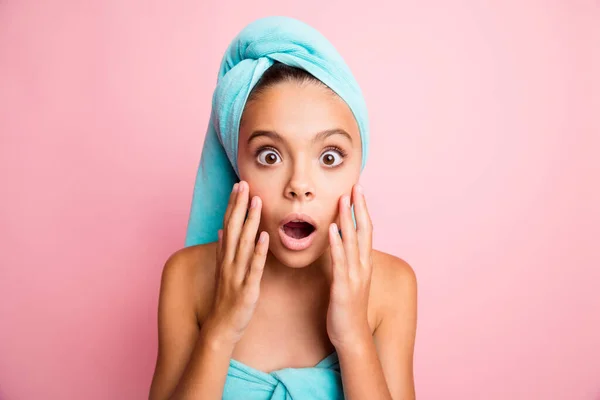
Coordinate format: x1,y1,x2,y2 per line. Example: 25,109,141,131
1,1,599,399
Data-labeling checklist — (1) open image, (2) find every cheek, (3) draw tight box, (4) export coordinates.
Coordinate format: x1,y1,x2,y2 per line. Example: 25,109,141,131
316,190,342,223
316,170,355,199
246,180,277,215
315,174,356,223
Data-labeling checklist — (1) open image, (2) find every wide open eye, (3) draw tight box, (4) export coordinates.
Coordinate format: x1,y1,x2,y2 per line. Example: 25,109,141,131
320,149,344,167
257,148,282,166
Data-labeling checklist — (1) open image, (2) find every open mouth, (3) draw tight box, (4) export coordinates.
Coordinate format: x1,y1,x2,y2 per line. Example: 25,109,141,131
282,221,316,239
278,213,318,251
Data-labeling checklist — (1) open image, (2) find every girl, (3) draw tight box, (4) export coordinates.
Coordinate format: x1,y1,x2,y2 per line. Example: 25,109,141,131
149,16,417,400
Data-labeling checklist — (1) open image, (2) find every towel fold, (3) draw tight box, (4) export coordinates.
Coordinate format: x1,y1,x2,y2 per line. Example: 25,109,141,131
223,351,344,399
184,16,370,247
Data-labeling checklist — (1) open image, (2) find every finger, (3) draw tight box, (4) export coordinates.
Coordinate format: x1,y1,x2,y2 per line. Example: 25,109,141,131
245,231,269,289
352,184,373,267
217,229,224,264
215,229,223,282
223,181,249,263
223,182,240,229
234,195,263,281
338,194,360,266
329,223,347,281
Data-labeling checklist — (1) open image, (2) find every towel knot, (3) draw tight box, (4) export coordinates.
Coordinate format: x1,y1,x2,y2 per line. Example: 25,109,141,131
223,351,344,399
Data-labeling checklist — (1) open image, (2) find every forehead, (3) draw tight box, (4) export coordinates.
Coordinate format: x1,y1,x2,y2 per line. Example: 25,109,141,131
239,81,360,144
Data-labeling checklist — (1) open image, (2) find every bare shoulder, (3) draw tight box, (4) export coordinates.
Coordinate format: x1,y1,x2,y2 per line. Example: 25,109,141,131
370,250,418,327
160,242,218,323
149,242,218,399
369,250,418,398
371,250,417,288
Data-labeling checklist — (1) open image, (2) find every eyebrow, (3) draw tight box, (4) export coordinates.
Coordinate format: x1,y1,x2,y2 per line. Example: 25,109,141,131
247,128,353,144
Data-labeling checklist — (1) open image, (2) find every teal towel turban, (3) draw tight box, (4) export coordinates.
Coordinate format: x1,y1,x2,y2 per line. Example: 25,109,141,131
185,16,370,247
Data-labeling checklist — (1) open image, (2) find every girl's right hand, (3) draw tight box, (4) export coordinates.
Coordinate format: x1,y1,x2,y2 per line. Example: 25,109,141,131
203,180,269,345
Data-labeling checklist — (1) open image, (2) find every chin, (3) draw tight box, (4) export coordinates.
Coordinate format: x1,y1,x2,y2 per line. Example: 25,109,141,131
270,249,319,268
268,232,329,269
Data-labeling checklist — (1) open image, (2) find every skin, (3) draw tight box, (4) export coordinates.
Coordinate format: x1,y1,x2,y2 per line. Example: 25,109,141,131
149,80,418,399
237,80,361,276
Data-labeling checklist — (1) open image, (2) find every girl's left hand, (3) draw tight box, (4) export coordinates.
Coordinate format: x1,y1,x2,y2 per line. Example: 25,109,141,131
326,183,374,351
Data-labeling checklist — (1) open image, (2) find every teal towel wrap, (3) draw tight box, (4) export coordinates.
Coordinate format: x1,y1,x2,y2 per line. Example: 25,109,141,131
223,351,344,399
184,16,370,247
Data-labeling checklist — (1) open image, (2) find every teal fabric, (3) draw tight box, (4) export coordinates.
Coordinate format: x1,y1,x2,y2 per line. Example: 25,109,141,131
223,351,344,399
184,16,370,247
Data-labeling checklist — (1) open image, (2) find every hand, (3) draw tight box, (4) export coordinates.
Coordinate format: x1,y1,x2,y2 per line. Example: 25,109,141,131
203,180,269,345
326,183,374,350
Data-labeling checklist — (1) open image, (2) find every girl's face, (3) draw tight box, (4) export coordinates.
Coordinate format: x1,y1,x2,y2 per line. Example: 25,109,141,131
238,81,362,268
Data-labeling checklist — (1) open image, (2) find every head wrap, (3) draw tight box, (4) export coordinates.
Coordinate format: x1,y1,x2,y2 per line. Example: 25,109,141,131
185,16,369,247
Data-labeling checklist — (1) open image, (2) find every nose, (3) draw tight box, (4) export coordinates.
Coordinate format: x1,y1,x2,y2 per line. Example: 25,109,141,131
284,164,315,202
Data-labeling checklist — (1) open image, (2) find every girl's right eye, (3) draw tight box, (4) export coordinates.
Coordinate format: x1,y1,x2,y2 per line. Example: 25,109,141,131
256,148,282,166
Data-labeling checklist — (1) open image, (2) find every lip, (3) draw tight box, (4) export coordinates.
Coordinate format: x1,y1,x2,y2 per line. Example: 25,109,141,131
279,213,318,229
278,212,318,251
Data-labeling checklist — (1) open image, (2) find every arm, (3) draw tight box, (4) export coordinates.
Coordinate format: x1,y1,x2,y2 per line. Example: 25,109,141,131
338,258,418,400
148,251,234,400
167,321,235,400
337,327,394,400
373,259,417,399
328,185,418,399
169,326,235,400
149,181,269,399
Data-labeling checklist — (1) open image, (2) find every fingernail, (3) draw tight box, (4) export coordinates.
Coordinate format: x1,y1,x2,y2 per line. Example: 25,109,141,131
233,183,239,193
258,231,267,243
330,223,338,234
250,196,257,208
238,181,245,192
343,196,350,208
356,184,363,194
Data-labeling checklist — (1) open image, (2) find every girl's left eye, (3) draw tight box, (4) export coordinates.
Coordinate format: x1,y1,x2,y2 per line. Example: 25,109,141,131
320,149,344,167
